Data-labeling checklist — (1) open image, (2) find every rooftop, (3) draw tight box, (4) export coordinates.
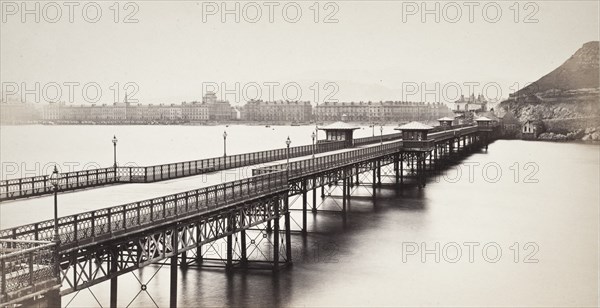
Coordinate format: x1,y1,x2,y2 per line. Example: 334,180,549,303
318,121,360,130
394,121,434,131
437,117,454,121
475,116,492,121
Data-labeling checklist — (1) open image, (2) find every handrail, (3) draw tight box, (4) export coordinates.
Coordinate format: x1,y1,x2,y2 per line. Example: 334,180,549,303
0,171,288,248
0,240,58,306
253,125,487,179
0,125,487,202
354,132,403,146
429,123,474,133
0,167,119,201
127,140,347,183
0,142,346,202
429,125,479,141
254,140,404,179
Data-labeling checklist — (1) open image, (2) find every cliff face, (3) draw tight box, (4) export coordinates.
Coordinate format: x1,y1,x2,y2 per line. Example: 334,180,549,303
498,41,600,140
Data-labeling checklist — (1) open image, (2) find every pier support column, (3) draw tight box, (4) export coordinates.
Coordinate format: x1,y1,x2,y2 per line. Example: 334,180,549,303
273,201,280,272
180,231,188,269
417,154,423,189
302,180,307,234
226,218,233,270
170,228,178,308
110,276,118,308
394,154,399,184
377,161,381,186
400,153,404,186
428,151,433,172
321,185,325,198
46,289,62,308
312,185,317,213
110,248,118,308
284,197,292,262
348,177,352,196
434,146,438,171
170,255,178,307
342,170,347,212
195,225,203,265
485,134,489,151
240,229,247,264
372,166,376,188
349,170,354,188
422,153,427,187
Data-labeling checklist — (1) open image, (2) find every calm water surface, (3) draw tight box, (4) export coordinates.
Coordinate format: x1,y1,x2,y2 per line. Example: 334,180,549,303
0,125,598,307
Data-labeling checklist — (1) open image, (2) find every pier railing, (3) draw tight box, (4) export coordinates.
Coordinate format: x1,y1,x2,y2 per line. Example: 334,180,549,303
354,132,403,146
0,168,119,201
0,171,288,249
429,125,479,141
120,141,346,183
252,124,490,179
253,140,404,179
0,126,481,202
429,123,474,133
0,240,59,306
0,141,345,202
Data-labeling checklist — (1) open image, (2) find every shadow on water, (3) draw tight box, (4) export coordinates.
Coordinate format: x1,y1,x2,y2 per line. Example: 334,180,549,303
192,183,436,306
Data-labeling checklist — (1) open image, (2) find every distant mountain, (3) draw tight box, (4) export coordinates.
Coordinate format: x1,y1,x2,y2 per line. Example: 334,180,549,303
499,41,600,140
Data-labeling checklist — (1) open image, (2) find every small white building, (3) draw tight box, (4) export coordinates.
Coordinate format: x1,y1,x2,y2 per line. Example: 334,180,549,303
522,120,542,139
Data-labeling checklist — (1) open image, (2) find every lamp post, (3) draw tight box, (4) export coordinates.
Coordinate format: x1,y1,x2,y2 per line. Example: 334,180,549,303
285,136,291,174
380,125,384,145
223,131,228,157
112,135,118,168
49,166,60,242
311,131,316,159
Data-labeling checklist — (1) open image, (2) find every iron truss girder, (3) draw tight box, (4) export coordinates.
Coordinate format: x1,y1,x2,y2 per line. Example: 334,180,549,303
57,192,288,295
286,154,398,196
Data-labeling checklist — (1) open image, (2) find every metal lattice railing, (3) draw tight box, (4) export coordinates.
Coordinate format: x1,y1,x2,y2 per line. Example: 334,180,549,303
428,125,479,141
0,131,410,202
0,171,288,249
353,132,403,146
0,168,119,201
127,140,347,183
253,125,490,179
0,141,346,202
0,240,59,306
254,140,404,179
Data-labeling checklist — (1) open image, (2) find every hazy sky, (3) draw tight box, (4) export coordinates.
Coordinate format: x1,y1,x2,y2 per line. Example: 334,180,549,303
1,0,598,105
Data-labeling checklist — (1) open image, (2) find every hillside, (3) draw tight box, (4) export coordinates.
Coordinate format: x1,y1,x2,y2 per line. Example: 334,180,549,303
516,41,599,95
499,41,600,140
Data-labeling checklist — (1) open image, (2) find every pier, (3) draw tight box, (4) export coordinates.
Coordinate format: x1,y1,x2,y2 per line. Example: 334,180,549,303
0,121,499,307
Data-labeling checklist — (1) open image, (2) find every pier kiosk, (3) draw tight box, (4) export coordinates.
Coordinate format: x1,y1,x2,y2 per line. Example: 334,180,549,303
437,117,454,128
475,116,493,150
394,121,434,188
318,121,360,147
395,121,434,146
475,116,493,130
